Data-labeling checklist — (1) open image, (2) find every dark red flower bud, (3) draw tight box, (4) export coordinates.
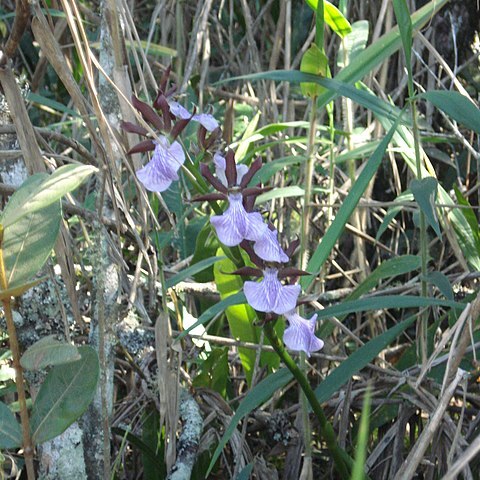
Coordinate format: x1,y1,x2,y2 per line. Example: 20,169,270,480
127,139,156,155
120,121,148,136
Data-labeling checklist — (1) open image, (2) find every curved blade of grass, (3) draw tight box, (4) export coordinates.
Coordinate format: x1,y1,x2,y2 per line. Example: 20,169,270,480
315,315,417,403
206,368,294,477
315,295,465,322
301,118,400,290
352,387,372,480
165,256,225,289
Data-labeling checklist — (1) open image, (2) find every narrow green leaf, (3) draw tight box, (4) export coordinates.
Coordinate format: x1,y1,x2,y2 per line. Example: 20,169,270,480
235,111,261,162
252,155,307,184
301,118,400,291
410,177,441,238
20,336,81,371
453,186,480,253
305,0,352,38
0,277,47,300
376,191,414,240
426,271,454,301
315,315,417,403
256,185,305,203
315,295,464,322
206,368,294,477
392,0,413,76
2,164,97,228
0,400,22,449
31,346,99,444
418,91,480,134
165,256,225,289
351,387,372,480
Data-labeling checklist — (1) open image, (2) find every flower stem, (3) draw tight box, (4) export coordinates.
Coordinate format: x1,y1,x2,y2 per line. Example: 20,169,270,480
263,322,352,478
0,226,35,479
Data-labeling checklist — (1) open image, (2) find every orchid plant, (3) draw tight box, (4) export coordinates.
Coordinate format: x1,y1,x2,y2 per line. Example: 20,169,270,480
124,69,324,358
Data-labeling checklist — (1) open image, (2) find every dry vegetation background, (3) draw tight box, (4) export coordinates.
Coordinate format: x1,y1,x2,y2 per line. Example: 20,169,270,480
1,0,480,479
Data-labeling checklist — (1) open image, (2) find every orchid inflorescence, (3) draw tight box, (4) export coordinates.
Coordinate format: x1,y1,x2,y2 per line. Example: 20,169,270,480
123,68,323,357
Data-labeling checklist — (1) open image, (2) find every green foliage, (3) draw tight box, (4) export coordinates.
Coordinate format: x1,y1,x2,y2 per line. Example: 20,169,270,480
410,177,441,238
30,346,99,444
0,400,22,449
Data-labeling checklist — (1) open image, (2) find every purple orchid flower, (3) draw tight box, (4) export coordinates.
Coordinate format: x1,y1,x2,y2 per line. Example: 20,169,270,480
135,135,185,192
283,310,324,357
195,150,270,247
244,267,301,315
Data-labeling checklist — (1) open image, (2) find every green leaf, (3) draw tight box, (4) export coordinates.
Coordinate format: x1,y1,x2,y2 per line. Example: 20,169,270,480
300,44,329,98
0,400,22,449
426,271,454,301
315,295,464,322
0,277,47,300
252,155,307,184
165,256,225,289
30,346,99,444
418,91,480,134
351,387,372,480
453,186,480,254
206,368,294,477
3,177,61,288
376,191,414,240
315,315,417,403
20,336,81,371
305,0,352,38
392,0,413,76
301,118,400,291
337,21,369,68
235,111,261,162
236,464,254,480
1,164,97,228
175,291,247,341
256,185,305,203
410,177,441,238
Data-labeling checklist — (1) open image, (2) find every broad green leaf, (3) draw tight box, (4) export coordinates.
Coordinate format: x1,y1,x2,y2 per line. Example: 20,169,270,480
0,400,22,449
20,336,81,371
337,21,369,68
206,368,294,477
410,177,441,238
453,186,480,254
305,0,352,38
392,0,413,76
300,44,329,98
3,180,61,288
315,295,464,321
1,164,97,228
214,254,279,384
175,291,246,340
30,346,99,444
418,91,480,134
165,256,225,289
301,119,400,291
315,315,417,403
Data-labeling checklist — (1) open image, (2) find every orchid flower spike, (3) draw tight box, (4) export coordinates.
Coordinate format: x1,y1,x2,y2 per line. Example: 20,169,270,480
168,101,219,132
283,310,324,357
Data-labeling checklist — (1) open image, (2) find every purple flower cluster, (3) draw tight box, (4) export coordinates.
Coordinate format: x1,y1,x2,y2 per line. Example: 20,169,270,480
124,69,323,357
197,150,324,357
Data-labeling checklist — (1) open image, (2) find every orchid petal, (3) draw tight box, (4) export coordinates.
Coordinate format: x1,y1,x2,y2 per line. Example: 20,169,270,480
136,136,185,192
214,153,249,188
169,101,191,120
193,113,219,132
253,228,289,263
283,311,324,357
244,268,300,314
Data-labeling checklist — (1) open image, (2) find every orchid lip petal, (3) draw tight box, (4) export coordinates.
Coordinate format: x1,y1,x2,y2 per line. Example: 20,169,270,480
243,268,301,314
210,193,267,246
283,311,324,357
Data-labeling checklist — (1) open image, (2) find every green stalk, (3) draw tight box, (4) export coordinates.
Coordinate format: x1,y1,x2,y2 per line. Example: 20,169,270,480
263,322,352,478
0,227,35,480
